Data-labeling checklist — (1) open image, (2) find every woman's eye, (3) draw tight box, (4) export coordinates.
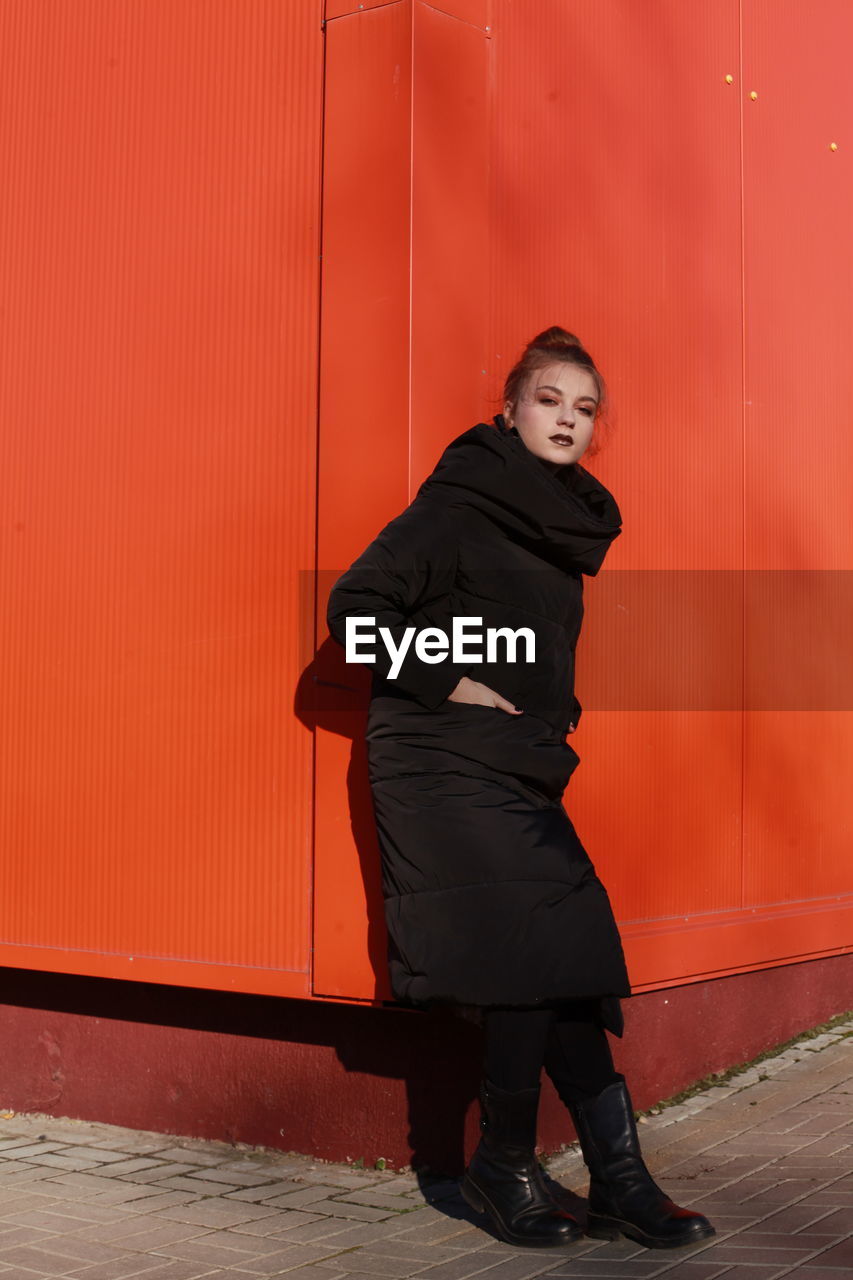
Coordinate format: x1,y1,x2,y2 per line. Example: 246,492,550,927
540,397,558,405
577,407,594,417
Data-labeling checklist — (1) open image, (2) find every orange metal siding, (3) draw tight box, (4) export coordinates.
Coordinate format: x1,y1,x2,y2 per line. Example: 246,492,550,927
483,1,747,988
314,0,853,1000
2,1,850,1005
314,0,416,998
741,0,853,922
0,1,323,994
315,0,493,998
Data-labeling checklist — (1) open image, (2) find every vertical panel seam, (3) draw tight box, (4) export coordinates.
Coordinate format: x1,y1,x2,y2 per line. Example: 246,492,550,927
739,0,747,914
408,3,415,497
311,0,329,996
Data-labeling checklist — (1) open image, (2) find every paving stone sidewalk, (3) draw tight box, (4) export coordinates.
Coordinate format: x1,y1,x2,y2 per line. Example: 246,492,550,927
0,1020,851,1280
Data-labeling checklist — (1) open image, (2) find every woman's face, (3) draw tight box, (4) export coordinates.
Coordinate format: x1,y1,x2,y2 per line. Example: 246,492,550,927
505,363,599,472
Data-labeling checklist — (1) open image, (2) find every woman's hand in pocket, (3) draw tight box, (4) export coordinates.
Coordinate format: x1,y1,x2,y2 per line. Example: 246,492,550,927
446,676,523,715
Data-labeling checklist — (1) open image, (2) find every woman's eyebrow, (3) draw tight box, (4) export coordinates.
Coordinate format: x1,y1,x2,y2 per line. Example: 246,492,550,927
537,383,598,405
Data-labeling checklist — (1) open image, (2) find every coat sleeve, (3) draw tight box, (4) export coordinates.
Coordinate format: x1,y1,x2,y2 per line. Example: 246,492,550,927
326,497,472,710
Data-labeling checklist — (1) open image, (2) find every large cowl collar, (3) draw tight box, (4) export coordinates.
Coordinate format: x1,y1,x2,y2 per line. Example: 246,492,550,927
415,415,622,576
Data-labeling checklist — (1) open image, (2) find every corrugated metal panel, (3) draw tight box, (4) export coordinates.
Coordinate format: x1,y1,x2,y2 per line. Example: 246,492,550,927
0,1,323,993
314,1,415,1000
314,0,491,999
410,2,491,485
484,0,745,938
326,0,402,19
418,0,491,30
313,0,851,1002
741,1,853,917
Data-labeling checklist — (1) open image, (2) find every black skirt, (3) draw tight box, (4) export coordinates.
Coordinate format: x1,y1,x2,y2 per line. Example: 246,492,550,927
365,694,632,1030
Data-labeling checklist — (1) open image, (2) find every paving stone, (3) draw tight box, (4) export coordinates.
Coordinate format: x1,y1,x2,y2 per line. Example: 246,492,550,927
659,1269,782,1280
154,1201,285,1229
262,1194,400,1221
0,1221,60,1248
691,1240,826,1264
256,1216,396,1246
367,1237,483,1263
0,1027,850,1279
297,1249,420,1276
88,1139,181,1156
224,1180,308,1202
259,1184,354,1209
740,1204,843,1234
84,1185,201,1210
99,1192,204,1213
115,1165,202,1184
804,1206,853,1235
0,1242,149,1276
727,1230,846,1250
68,1260,212,1280
803,1233,853,1267
230,1242,363,1273
387,1256,509,1279
46,1171,147,1197
31,1235,139,1266
0,1141,69,1158
87,1160,168,1178
75,1219,205,1249
633,1266,730,1280
519,1260,663,1278
229,1210,326,1235
269,1268,351,1279
150,1237,280,1268
26,1152,108,1172
146,1147,232,1167
154,1175,242,1195
335,1187,424,1210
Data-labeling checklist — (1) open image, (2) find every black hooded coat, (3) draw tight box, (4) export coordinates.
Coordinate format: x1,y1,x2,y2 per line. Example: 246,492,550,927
326,416,631,1028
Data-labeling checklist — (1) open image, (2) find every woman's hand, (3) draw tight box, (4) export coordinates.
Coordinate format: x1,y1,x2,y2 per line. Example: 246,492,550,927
446,676,523,715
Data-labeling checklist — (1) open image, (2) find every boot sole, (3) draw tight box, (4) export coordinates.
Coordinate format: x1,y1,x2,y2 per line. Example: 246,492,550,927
587,1213,716,1250
460,1175,582,1248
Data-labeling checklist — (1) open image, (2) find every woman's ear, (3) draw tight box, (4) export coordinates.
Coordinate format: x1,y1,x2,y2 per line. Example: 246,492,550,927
503,400,513,425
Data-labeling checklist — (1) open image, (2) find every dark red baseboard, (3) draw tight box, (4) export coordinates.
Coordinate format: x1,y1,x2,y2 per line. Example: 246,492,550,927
0,954,849,1174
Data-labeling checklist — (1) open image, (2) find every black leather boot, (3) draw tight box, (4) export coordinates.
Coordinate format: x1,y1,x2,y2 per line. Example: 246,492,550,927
569,1077,716,1249
461,1078,583,1247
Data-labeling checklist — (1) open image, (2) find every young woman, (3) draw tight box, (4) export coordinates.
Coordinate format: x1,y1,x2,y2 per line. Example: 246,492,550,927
326,328,715,1251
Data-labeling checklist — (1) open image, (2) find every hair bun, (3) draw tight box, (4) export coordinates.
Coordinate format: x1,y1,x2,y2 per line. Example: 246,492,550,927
526,326,583,352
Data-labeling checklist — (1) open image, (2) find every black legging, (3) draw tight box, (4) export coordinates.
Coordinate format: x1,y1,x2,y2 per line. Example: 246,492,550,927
484,999,620,1106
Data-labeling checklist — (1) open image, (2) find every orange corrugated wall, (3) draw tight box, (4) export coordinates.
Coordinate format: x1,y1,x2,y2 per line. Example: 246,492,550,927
315,0,853,1000
0,1,323,995
1,1,850,1005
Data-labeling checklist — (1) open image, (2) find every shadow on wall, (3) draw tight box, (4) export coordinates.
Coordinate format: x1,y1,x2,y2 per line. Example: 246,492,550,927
295,633,391,998
0,965,487,1173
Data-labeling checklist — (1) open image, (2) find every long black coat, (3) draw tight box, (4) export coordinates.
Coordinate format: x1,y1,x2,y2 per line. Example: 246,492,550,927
327,416,631,1027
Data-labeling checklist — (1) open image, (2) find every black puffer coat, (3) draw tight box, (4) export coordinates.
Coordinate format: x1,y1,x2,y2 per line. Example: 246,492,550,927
327,416,631,1027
